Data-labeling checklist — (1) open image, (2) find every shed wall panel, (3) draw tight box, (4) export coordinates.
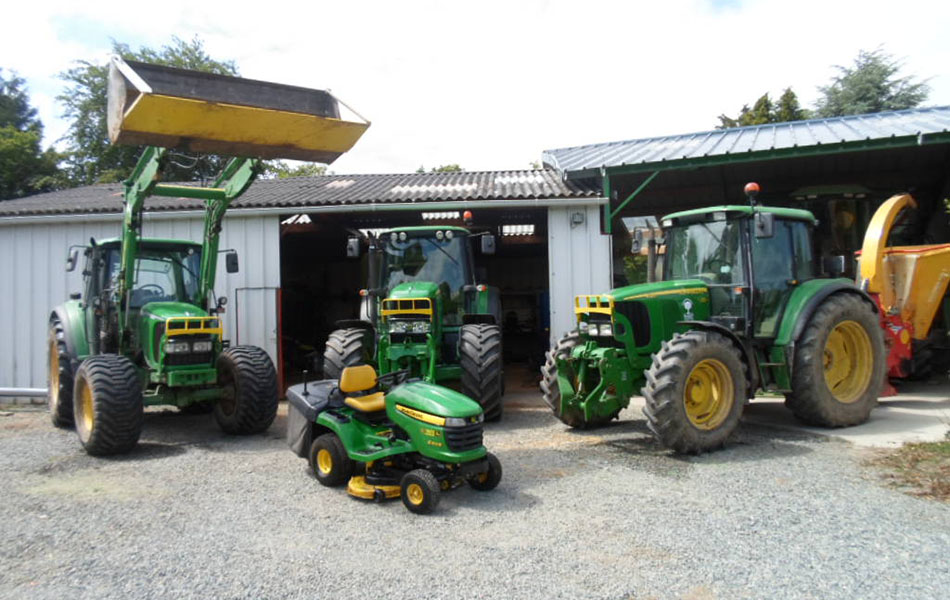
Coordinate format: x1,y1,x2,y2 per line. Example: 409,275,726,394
547,205,612,344
0,214,279,391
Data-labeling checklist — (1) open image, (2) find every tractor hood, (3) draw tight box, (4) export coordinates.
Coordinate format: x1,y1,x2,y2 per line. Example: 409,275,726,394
608,279,709,302
386,380,483,419
387,281,441,300
140,302,208,322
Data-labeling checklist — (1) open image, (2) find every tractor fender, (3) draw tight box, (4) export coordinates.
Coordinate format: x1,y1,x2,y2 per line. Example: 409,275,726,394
678,321,759,397
50,301,89,364
779,280,879,346
334,319,376,335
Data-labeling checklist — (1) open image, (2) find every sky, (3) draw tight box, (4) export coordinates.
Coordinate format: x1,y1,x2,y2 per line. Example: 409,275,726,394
4,0,950,175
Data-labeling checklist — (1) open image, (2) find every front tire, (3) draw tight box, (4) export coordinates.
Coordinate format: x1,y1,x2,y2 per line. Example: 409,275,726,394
73,354,143,456
48,316,75,428
540,330,619,428
400,469,441,514
323,328,372,379
214,345,278,435
309,433,354,487
459,324,504,421
642,331,747,454
785,294,884,427
468,452,502,491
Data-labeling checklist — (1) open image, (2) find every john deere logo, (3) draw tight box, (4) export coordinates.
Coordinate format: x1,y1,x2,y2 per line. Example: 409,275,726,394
683,298,694,320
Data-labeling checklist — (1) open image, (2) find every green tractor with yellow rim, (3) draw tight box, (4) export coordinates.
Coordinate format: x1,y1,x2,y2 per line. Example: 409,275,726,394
541,183,885,453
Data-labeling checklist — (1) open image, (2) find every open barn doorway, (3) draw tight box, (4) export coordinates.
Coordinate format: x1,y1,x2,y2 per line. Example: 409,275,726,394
278,208,549,394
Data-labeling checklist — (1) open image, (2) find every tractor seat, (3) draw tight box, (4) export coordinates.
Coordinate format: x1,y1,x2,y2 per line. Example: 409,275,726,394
339,365,386,413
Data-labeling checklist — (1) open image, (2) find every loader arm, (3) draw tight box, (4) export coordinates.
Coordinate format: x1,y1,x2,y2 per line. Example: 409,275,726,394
115,149,260,350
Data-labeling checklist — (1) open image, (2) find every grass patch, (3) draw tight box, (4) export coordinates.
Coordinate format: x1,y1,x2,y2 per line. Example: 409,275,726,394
869,437,950,502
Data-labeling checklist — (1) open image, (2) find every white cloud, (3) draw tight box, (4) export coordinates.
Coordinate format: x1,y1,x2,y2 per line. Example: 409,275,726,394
5,0,949,174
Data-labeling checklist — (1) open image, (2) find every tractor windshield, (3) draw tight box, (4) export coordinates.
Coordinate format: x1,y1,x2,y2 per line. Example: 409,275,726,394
377,230,474,321
104,246,203,308
666,220,746,285
666,219,747,317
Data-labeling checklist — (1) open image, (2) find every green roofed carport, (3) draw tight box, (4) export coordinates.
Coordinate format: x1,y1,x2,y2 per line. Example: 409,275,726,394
542,105,950,234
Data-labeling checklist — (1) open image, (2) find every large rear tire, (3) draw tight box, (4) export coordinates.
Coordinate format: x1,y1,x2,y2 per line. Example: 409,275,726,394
48,316,75,428
785,294,884,427
459,324,504,422
309,433,354,487
214,345,278,435
642,331,747,454
73,354,143,456
323,328,372,379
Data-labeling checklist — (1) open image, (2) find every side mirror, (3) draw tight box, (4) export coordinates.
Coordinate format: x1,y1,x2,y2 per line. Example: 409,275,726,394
754,212,774,238
346,236,361,258
823,255,847,277
225,251,239,273
481,234,496,255
630,229,644,254
66,248,79,272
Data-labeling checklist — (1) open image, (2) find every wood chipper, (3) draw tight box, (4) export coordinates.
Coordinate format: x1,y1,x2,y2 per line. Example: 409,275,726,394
48,57,369,455
857,193,950,380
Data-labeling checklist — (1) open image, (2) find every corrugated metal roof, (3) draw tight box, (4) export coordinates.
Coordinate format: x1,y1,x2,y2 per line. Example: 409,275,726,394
542,106,950,178
0,169,600,218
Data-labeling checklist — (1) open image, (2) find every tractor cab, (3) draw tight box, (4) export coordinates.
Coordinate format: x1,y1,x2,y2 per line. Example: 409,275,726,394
661,204,818,339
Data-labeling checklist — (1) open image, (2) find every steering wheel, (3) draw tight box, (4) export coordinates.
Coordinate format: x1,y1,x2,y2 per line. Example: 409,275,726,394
138,284,165,297
377,369,411,389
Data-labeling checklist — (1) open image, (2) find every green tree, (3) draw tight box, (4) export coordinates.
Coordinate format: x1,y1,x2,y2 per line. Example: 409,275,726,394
815,48,929,117
0,69,61,200
416,164,464,173
717,88,808,129
263,161,328,178
57,36,238,186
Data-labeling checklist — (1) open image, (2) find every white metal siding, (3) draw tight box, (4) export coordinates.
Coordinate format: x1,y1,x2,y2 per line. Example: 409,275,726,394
0,213,279,390
547,205,612,344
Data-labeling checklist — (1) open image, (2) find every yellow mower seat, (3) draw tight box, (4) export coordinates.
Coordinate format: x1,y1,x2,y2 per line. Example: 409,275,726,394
339,365,386,413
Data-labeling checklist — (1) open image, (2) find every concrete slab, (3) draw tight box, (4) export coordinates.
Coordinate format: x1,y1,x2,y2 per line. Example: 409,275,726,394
741,381,950,447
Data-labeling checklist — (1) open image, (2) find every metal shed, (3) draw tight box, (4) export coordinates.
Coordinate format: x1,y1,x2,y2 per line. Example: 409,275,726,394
0,170,605,399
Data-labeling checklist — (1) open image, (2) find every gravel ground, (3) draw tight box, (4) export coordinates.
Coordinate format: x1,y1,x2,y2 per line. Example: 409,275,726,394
1,387,949,600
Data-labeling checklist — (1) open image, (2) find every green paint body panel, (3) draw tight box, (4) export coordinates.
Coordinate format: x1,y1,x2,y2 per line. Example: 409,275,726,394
773,278,855,346
315,380,486,464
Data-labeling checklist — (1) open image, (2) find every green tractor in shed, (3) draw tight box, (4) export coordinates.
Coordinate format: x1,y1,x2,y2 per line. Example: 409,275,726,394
323,222,506,420
48,57,368,455
541,183,885,453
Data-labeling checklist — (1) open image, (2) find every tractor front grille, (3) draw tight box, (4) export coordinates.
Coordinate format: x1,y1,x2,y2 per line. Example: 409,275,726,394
444,422,483,452
166,352,215,367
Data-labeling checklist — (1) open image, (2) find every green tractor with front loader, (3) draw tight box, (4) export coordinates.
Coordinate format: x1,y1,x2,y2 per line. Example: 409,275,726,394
48,57,368,455
323,223,506,420
541,182,886,453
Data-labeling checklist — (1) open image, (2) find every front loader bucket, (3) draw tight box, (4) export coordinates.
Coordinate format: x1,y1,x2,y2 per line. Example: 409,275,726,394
107,57,369,163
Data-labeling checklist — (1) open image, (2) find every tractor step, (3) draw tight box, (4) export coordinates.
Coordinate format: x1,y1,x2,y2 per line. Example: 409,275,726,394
107,57,369,163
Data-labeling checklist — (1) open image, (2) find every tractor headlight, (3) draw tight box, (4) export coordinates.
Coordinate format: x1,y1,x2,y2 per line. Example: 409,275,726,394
409,320,431,334
445,413,484,427
192,340,213,353
579,321,590,335
587,323,599,336
164,340,191,354
389,320,410,333
598,323,613,337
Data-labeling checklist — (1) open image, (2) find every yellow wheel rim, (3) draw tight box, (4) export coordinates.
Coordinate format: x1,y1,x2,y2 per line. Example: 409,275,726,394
684,358,734,430
77,379,94,436
316,449,333,474
823,320,873,403
48,337,59,405
406,483,425,505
